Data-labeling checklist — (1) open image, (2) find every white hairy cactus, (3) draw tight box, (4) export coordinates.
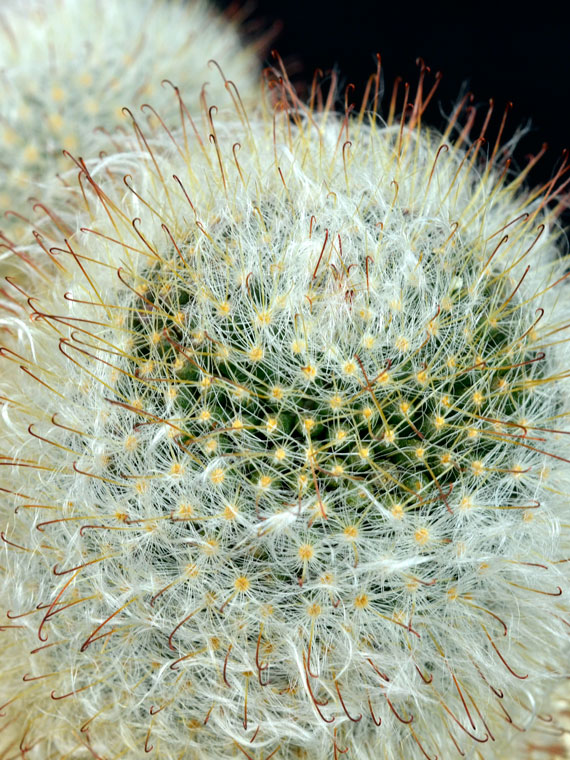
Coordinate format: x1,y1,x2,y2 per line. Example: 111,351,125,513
0,0,261,244
0,60,569,759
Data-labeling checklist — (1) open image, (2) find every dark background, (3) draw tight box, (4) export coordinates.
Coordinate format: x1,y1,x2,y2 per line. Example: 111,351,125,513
215,0,569,196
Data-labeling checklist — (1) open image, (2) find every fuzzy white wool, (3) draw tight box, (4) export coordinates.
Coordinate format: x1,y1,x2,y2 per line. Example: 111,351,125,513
0,84,569,759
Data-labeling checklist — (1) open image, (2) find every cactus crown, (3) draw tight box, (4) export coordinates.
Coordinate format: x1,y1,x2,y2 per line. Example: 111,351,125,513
1,60,569,759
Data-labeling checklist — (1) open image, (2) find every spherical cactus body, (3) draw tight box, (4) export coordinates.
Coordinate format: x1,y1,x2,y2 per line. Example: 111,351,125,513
1,61,569,759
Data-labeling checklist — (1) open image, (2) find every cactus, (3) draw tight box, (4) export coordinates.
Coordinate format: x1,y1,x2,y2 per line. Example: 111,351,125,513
0,0,261,245
0,60,569,759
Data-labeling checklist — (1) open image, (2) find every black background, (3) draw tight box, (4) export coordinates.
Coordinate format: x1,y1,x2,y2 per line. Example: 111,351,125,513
215,1,569,195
